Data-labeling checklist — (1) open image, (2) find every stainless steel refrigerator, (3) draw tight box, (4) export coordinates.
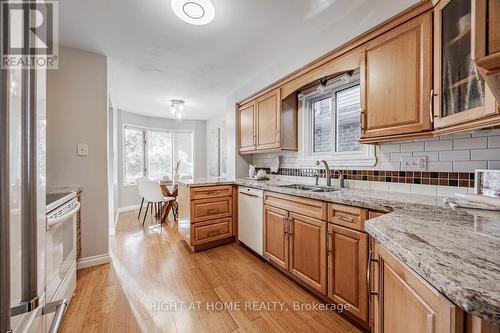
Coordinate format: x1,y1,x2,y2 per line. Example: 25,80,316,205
1,3,67,332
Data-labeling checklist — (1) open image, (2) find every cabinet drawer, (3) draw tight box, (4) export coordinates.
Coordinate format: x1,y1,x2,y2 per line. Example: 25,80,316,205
264,192,326,220
191,218,232,245
191,197,232,222
190,186,232,200
328,203,367,231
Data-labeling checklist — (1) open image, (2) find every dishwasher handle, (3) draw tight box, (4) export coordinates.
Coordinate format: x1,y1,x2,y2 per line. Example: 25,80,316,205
238,187,263,198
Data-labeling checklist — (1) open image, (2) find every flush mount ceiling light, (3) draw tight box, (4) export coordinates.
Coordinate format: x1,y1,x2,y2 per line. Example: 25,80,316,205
171,0,215,25
169,99,185,120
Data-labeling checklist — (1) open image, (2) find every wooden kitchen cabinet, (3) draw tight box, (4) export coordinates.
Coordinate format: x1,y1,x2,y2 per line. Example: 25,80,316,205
289,212,327,294
360,12,433,142
264,194,327,293
256,89,281,150
264,205,289,270
328,224,369,325
373,242,463,333
474,0,500,110
238,101,256,152
434,0,499,133
178,185,235,252
238,88,298,154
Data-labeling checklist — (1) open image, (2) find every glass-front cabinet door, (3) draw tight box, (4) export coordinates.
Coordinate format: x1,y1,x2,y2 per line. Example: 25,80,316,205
434,0,497,129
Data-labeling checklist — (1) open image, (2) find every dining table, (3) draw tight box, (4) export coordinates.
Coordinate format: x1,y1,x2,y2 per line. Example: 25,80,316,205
158,182,178,224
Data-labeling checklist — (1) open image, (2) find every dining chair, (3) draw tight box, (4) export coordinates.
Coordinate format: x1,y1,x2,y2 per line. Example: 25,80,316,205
141,180,175,226
136,177,149,221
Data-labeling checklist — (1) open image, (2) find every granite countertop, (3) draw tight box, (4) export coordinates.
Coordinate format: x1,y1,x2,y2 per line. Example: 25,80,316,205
47,186,84,194
181,177,500,324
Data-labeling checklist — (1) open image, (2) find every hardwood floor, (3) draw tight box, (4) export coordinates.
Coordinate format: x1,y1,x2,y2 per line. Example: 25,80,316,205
61,210,363,333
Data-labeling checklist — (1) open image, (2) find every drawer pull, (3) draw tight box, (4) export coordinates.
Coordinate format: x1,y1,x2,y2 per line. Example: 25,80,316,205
338,215,356,223
207,208,221,214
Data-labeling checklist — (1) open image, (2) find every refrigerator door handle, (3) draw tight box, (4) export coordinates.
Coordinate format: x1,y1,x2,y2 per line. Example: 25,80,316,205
43,299,69,333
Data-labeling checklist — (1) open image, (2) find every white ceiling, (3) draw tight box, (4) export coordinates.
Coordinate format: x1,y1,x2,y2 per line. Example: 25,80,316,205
59,0,419,120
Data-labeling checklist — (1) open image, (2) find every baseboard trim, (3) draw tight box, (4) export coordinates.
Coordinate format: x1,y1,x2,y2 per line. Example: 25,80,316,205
77,253,111,270
117,204,140,213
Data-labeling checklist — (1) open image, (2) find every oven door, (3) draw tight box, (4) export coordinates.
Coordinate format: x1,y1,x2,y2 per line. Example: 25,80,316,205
46,198,80,302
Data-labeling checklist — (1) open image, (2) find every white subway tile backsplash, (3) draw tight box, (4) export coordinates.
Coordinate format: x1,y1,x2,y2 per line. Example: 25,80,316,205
379,144,401,153
390,152,412,161
453,137,487,149
438,150,470,161
470,149,500,161
488,136,500,148
410,184,437,196
439,133,471,140
472,128,500,137
425,140,453,151
452,161,487,172
488,161,500,170
253,130,499,175
413,151,439,161
370,181,389,192
427,161,453,171
436,186,468,198
378,161,401,171
401,142,425,152
389,183,411,194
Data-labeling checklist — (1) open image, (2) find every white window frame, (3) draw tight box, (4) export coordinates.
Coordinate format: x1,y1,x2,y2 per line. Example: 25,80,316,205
296,72,376,167
122,124,194,185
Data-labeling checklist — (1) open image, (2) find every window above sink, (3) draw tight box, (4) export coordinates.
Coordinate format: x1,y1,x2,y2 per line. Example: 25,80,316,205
295,70,377,168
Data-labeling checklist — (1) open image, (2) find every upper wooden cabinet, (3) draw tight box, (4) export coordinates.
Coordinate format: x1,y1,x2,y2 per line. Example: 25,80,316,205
474,0,500,111
238,101,256,152
256,89,281,150
360,12,433,142
434,0,499,133
373,243,463,333
238,88,298,154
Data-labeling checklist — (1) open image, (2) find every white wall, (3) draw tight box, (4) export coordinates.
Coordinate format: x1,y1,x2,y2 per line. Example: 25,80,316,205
206,112,226,177
47,46,109,259
117,110,206,208
223,1,419,178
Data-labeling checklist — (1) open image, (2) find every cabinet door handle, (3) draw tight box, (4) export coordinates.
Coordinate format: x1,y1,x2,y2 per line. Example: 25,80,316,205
367,250,379,299
327,231,333,255
429,89,434,123
283,216,289,236
360,109,366,132
288,217,293,237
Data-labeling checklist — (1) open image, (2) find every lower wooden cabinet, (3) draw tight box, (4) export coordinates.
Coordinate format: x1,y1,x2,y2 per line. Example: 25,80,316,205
289,213,327,294
264,204,327,293
264,205,289,270
373,242,463,333
328,224,369,324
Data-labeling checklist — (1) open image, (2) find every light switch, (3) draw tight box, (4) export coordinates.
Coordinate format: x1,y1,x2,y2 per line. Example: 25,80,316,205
77,143,88,156
401,156,426,171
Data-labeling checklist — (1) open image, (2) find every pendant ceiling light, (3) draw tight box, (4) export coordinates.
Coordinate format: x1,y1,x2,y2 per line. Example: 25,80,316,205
171,0,215,25
170,99,185,120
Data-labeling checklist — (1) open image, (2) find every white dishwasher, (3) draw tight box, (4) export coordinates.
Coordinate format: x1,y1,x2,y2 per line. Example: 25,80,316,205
238,187,264,256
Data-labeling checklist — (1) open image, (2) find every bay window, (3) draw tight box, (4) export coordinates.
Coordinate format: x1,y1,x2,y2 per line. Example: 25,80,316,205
123,126,193,184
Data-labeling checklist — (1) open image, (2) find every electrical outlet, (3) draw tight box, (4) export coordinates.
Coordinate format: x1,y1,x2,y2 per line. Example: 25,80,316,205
77,143,88,156
401,156,426,171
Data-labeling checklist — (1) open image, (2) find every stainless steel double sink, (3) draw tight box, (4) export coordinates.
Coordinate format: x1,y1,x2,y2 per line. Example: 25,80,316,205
276,184,340,193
